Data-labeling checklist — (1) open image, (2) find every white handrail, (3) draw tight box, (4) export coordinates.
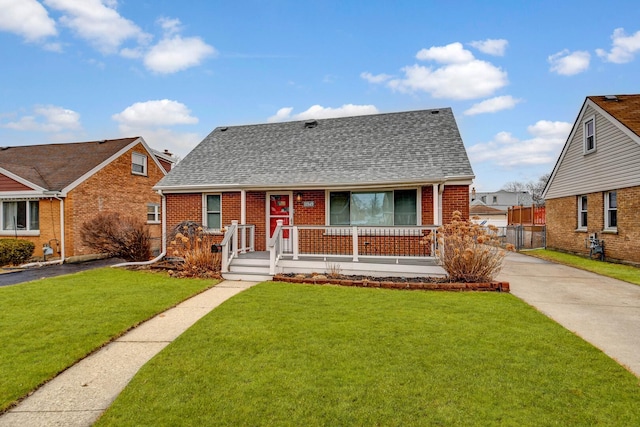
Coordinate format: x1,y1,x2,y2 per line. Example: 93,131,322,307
268,219,283,275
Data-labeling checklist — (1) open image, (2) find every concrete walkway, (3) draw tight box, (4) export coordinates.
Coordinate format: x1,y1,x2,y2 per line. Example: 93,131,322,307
498,252,640,377
0,280,258,427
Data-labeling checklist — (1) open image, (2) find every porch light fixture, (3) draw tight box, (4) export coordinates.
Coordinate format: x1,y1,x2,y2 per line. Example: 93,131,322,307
296,193,302,202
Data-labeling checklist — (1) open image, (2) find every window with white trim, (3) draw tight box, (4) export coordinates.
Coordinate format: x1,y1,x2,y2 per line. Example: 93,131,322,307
328,190,417,226
204,194,221,230
577,195,587,229
1,200,39,231
132,152,147,175
605,191,617,230
584,117,595,153
147,203,161,224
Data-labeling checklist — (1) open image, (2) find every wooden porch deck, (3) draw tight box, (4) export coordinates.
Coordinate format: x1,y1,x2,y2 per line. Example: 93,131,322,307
223,251,447,282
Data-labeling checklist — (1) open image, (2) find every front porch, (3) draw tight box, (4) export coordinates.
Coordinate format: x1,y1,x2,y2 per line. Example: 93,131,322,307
219,220,446,281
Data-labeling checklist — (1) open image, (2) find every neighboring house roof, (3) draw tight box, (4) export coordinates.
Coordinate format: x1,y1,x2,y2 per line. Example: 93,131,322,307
156,108,474,190
0,137,154,193
543,94,640,199
470,204,505,215
588,94,640,138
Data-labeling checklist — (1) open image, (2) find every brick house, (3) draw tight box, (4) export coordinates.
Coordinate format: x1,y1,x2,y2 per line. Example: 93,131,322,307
155,108,474,279
0,137,171,260
543,94,640,264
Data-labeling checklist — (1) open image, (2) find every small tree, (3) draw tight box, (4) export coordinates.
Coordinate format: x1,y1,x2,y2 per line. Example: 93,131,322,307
432,211,512,282
80,212,151,262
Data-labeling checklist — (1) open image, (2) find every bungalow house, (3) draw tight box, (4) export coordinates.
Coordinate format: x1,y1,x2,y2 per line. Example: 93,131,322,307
0,137,170,261
155,108,474,280
543,94,640,264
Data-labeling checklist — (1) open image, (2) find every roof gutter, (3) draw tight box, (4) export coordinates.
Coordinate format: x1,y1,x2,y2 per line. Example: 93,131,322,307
153,175,475,193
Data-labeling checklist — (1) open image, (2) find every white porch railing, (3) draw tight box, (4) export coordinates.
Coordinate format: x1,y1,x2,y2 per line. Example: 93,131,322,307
268,222,439,275
220,220,256,274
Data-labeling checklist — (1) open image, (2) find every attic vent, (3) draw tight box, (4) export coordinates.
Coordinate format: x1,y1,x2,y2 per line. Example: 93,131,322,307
219,127,228,132
431,110,440,114
304,120,318,128
604,95,619,101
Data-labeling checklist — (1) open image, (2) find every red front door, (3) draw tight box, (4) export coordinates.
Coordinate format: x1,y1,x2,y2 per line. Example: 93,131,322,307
269,194,291,239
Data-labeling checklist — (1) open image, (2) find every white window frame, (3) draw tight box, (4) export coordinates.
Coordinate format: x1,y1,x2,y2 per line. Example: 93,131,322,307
132,152,148,176
577,195,588,230
147,203,161,224
0,200,40,236
203,193,222,232
604,191,617,231
583,116,596,154
325,188,421,227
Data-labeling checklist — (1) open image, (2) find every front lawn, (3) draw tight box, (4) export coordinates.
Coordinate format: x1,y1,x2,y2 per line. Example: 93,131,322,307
524,249,640,286
97,282,640,426
0,268,215,412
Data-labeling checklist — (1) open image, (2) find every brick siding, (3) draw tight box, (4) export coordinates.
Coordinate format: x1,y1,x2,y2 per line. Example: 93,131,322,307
546,185,640,264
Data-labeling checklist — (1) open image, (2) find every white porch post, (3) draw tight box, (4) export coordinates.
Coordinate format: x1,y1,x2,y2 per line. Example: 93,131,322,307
292,226,299,260
432,184,439,225
352,226,359,262
231,219,239,255
240,190,247,253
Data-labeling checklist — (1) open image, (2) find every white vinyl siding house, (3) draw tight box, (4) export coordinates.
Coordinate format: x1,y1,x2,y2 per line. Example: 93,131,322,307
545,104,640,200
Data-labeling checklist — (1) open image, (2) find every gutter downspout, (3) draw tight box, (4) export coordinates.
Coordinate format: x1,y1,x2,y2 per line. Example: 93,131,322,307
112,190,167,268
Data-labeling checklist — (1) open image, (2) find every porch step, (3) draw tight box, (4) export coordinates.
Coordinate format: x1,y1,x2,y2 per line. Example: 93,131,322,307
224,254,272,281
222,271,273,282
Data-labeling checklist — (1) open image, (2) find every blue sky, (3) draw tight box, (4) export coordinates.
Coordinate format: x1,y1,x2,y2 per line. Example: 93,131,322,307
1,0,639,191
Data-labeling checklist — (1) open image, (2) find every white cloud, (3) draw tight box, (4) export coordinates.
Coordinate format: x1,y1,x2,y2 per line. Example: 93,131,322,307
0,0,57,41
144,35,216,74
268,104,379,123
112,100,201,158
416,42,474,64
469,39,508,56
1,105,81,132
468,120,571,167
43,0,149,54
548,49,590,75
112,100,198,127
125,127,202,159
464,95,522,116
382,42,507,100
596,28,640,64
360,71,393,84
157,17,182,36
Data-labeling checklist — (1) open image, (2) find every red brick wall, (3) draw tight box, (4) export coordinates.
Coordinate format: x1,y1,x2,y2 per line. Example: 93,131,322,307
421,186,434,224
293,190,325,225
67,142,164,256
166,193,202,233
442,185,470,222
546,185,640,264
246,191,266,250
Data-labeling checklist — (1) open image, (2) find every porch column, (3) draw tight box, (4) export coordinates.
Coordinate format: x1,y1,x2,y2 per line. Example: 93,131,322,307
432,184,439,225
240,190,246,253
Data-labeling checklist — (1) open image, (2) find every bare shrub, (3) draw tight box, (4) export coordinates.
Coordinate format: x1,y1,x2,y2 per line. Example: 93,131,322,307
431,211,513,282
80,212,151,261
168,223,221,278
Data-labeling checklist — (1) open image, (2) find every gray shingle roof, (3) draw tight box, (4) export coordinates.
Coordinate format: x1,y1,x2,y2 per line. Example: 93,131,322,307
156,108,474,189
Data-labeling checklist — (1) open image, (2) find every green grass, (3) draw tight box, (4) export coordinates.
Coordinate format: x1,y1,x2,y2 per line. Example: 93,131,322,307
0,268,215,412
97,282,640,426
524,249,640,286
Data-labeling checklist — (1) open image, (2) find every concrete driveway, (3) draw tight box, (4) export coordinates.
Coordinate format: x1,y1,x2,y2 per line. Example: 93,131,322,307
498,251,640,377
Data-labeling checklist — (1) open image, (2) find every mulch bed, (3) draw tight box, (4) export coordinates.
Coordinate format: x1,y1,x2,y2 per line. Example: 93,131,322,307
274,273,510,292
